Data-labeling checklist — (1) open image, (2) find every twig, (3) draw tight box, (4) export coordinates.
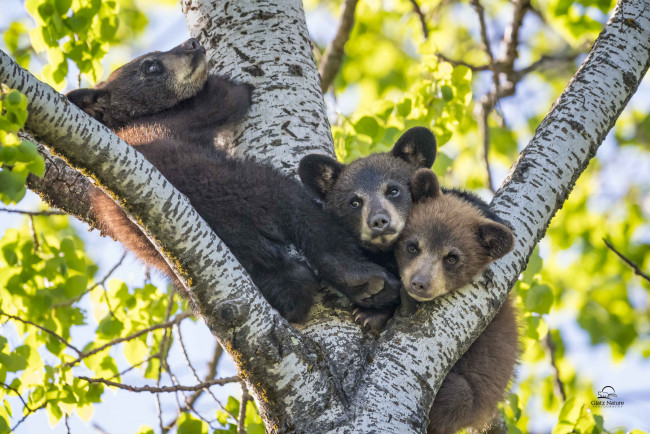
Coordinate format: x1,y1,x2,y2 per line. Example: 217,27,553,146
28,215,39,253
319,0,359,92
1,381,31,411
478,102,496,193
435,53,489,71
10,403,46,431
64,312,191,367
604,238,650,282
470,0,498,82
543,333,566,402
109,355,158,380
78,376,240,393
498,0,531,78
157,289,176,432
471,0,501,193
0,207,65,216
163,342,231,433
410,0,429,39
1,382,48,432
0,310,82,354
514,53,580,80
238,382,252,434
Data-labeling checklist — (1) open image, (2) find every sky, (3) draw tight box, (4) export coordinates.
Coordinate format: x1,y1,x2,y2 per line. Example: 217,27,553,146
1,0,649,432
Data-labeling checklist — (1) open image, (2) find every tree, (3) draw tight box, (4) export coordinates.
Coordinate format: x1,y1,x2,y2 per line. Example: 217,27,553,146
1,0,649,432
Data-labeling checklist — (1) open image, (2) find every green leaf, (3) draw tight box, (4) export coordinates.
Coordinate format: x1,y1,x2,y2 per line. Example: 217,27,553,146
178,413,206,434
525,284,554,314
54,0,72,14
354,116,380,138
441,85,454,101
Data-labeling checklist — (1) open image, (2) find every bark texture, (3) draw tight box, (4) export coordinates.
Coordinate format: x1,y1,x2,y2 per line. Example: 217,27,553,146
1,0,648,431
182,0,334,171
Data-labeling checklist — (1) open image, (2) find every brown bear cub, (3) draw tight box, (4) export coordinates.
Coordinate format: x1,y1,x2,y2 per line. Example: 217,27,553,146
398,168,518,434
299,127,436,327
67,39,400,321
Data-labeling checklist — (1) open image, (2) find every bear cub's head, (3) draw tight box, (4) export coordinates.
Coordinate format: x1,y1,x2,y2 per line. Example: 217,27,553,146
299,127,436,252
67,38,208,129
396,169,514,301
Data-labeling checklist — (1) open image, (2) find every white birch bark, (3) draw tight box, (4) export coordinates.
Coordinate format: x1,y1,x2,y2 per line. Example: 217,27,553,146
1,0,648,431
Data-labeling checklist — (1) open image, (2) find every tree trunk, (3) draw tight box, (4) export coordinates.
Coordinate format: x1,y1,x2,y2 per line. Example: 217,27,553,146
0,0,648,431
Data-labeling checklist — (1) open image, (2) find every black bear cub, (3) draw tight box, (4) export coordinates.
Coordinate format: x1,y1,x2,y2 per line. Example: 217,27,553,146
299,127,436,327
399,168,518,434
67,39,400,322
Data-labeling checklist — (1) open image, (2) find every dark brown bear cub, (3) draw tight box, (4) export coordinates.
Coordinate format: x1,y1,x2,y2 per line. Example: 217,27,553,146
67,39,400,322
299,127,437,328
397,168,518,434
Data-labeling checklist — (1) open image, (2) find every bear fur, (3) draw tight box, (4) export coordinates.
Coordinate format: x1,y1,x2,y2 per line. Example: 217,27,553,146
67,39,400,322
397,168,518,434
299,127,437,328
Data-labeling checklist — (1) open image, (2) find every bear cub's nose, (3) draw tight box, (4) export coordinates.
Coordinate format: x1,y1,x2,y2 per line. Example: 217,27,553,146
410,276,428,293
182,38,205,54
370,213,390,231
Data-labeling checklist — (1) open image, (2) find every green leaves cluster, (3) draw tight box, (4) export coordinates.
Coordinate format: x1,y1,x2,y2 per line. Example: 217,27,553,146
0,86,44,205
0,217,100,428
23,0,148,89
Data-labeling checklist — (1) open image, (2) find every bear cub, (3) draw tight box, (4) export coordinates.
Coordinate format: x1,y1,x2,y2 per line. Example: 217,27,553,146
399,168,518,434
299,127,437,327
67,39,400,322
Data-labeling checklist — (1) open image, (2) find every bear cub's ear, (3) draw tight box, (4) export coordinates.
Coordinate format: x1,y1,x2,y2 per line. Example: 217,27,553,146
66,88,110,123
477,221,514,260
410,168,440,203
298,154,344,199
391,127,437,168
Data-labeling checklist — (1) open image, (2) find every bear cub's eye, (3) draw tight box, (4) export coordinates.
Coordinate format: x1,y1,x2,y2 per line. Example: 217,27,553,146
407,242,419,254
444,254,459,265
349,197,362,208
143,60,163,75
387,187,400,198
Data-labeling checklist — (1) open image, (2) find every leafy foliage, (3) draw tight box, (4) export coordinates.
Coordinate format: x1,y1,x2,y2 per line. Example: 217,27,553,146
0,86,44,205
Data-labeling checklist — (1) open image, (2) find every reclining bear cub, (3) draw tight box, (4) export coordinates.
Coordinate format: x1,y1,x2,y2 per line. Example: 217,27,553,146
67,39,400,322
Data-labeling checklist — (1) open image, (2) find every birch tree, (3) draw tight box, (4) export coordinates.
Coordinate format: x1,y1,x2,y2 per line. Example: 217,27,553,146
1,0,649,432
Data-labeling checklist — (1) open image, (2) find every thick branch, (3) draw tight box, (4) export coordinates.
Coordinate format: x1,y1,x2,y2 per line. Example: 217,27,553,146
24,138,97,228
319,0,359,92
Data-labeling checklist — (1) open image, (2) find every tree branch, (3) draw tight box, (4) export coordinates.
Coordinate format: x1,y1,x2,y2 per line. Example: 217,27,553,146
543,333,566,402
64,312,191,367
238,382,252,434
435,53,490,71
78,376,240,393
603,238,650,282
0,309,82,355
410,0,429,39
318,0,359,92
0,207,64,216
498,0,531,78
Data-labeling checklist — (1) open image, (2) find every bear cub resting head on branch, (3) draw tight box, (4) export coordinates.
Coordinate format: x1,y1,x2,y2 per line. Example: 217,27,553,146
67,39,401,321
